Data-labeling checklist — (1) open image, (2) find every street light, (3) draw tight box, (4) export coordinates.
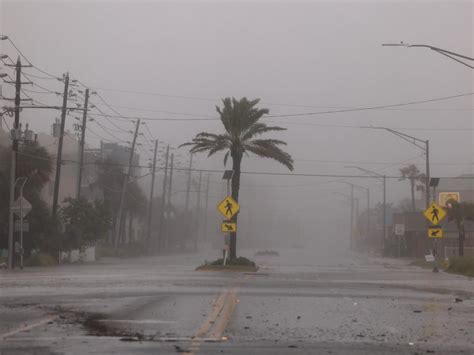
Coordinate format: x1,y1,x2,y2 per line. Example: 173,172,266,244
345,166,387,253
364,126,439,272
364,126,429,208
330,181,370,250
382,42,474,69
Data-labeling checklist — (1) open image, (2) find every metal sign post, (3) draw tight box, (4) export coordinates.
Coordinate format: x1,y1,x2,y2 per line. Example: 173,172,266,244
220,170,235,266
423,202,446,273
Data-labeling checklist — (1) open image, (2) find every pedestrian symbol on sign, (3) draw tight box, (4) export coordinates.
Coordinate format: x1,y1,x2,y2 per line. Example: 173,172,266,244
224,200,233,216
430,205,440,223
217,196,240,219
423,202,446,224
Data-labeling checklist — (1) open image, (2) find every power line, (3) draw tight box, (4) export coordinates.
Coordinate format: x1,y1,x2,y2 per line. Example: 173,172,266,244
88,112,215,121
143,122,155,140
4,37,61,79
90,119,129,143
83,85,474,112
21,72,60,94
269,121,474,131
84,98,474,115
265,92,474,118
91,105,134,133
11,150,472,181
86,126,115,143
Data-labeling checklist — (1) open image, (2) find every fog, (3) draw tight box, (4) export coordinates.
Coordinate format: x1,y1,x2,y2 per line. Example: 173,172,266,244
1,0,473,256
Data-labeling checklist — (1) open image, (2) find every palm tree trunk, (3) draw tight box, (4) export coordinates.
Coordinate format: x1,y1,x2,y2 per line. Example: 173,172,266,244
230,152,242,260
459,221,465,257
128,212,133,245
410,180,416,212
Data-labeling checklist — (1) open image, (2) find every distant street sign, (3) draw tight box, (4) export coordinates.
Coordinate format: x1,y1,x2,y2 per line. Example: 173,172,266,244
428,226,443,238
425,254,435,262
423,202,446,225
394,224,405,236
12,196,32,218
217,196,240,219
221,222,237,233
14,220,29,232
438,192,460,207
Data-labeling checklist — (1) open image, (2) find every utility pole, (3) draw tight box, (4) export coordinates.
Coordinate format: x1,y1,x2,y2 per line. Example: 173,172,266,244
203,173,210,242
350,184,354,250
367,188,370,242
425,140,430,208
383,175,387,250
184,154,193,243
52,73,69,218
194,170,203,251
165,153,174,251
115,119,141,247
7,57,22,269
184,153,193,210
76,88,89,199
158,145,169,253
147,140,158,247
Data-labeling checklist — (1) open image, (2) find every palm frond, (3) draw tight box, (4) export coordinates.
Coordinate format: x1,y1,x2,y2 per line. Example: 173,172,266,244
182,98,293,171
223,151,230,166
241,124,286,141
244,139,294,171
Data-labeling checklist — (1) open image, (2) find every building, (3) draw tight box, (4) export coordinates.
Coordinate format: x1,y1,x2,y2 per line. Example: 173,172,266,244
390,175,474,258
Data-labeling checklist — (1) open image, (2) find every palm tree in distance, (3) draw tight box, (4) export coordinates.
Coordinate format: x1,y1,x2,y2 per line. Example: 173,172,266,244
399,164,426,212
180,97,294,259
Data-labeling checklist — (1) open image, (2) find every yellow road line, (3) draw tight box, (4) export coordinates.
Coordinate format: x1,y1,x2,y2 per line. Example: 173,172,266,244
208,287,239,340
187,275,251,354
193,290,228,339
0,315,57,340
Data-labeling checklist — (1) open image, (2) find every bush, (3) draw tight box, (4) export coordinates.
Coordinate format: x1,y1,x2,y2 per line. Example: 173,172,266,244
24,252,57,267
448,257,474,277
209,256,256,267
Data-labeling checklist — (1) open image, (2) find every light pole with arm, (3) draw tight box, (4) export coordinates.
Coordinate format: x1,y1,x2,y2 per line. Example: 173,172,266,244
365,127,429,208
331,181,370,249
332,191,354,250
365,126,438,271
345,166,387,253
382,42,474,69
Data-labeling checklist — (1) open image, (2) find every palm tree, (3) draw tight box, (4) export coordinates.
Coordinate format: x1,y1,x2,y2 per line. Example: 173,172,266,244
180,97,294,259
399,164,425,212
446,199,474,257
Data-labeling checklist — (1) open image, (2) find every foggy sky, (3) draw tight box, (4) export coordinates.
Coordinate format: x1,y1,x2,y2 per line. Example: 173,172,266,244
1,1,473,248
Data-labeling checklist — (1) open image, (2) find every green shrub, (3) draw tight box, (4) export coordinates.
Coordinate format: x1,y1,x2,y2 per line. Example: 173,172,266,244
448,256,474,277
24,252,57,267
210,256,256,267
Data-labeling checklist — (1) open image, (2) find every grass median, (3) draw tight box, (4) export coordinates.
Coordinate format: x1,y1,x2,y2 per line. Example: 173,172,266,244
410,256,474,277
446,256,474,277
196,256,258,272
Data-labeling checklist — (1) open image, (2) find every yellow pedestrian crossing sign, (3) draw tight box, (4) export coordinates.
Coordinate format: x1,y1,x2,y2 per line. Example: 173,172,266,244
428,226,443,238
217,196,239,219
423,202,446,224
221,222,237,233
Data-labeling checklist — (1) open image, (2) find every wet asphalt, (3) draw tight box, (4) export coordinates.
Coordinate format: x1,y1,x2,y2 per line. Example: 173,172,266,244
0,248,473,354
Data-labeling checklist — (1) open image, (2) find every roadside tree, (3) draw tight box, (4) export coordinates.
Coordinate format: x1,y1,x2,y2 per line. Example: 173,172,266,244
180,97,294,259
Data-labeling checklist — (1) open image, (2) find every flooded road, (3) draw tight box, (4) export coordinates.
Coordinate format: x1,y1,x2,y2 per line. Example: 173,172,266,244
1,249,473,354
